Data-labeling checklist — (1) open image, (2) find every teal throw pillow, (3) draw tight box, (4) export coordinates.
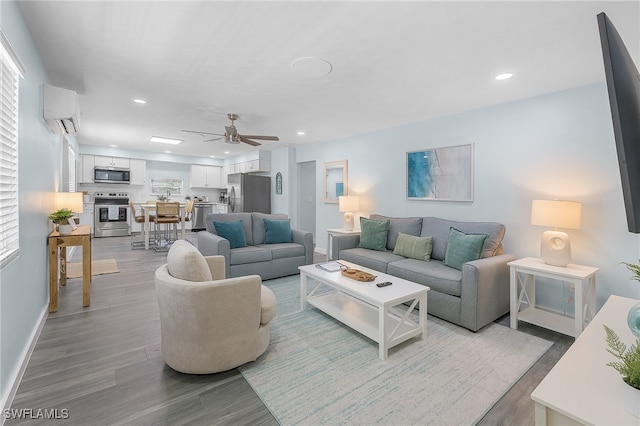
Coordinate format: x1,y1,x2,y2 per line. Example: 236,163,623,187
393,232,433,261
443,227,488,270
357,217,390,251
264,219,292,244
213,220,247,249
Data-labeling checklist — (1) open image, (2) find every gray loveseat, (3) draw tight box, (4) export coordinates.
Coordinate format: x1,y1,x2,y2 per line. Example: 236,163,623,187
332,215,516,332
197,212,314,280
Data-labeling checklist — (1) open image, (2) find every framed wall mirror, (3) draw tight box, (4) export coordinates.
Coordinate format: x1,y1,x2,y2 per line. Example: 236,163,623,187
323,160,348,203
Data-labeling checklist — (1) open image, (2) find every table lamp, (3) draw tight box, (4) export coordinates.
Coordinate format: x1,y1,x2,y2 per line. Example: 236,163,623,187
339,195,360,231
55,192,84,214
531,199,581,267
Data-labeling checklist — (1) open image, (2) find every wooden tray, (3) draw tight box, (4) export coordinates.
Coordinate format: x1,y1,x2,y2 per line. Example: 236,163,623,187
341,268,376,282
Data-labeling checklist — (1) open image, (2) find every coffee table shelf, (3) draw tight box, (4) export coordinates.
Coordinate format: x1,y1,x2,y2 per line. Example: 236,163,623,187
299,261,429,360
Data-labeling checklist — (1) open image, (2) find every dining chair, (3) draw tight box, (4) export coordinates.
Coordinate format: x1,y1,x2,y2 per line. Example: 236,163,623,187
155,202,180,251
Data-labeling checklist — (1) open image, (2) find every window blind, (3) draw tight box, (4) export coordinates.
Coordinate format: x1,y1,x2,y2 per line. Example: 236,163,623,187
0,30,23,266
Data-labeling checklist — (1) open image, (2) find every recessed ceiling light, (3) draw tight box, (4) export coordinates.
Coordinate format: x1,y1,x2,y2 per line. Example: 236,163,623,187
109,144,118,148
164,150,171,154
495,73,513,81
209,155,216,158
291,57,333,77
223,151,230,154
297,131,306,136
133,98,147,104
150,136,182,145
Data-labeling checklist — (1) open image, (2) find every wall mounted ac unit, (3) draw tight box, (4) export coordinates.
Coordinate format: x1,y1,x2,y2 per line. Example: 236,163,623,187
43,84,81,135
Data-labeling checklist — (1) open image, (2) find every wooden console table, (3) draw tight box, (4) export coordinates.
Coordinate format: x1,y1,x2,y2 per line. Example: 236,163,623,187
48,225,92,312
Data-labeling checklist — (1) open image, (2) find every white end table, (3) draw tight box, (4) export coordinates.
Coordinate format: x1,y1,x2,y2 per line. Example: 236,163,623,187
508,257,598,338
326,228,361,260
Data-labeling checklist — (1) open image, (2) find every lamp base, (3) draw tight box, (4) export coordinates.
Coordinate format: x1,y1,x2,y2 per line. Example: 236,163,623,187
540,230,571,267
343,212,354,231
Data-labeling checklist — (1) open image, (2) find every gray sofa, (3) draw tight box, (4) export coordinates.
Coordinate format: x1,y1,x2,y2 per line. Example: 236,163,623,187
332,215,516,332
197,212,314,280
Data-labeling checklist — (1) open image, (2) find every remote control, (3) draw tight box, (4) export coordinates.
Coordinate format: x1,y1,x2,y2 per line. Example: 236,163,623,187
376,281,392,287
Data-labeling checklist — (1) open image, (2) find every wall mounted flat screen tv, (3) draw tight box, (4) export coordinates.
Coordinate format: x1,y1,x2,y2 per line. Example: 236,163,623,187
597,12,640,233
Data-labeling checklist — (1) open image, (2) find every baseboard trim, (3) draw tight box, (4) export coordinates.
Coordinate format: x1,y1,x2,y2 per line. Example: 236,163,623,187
1,303,48,424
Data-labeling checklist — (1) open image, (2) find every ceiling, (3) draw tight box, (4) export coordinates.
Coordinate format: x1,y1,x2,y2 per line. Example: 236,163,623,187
17,1,640,159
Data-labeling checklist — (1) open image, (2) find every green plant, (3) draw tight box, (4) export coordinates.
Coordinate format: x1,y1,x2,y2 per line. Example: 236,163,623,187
621,260,640,282
604,324,640,389
48,208,74,224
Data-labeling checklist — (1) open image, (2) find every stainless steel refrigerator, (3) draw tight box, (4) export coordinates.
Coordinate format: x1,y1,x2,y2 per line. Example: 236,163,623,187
227,173,271,213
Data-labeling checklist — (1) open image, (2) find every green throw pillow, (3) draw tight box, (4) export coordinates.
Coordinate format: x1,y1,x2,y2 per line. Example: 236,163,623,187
264,219,292,244
213,220,247,249
443,227,488,270
357,217,390,251
393,232,433,261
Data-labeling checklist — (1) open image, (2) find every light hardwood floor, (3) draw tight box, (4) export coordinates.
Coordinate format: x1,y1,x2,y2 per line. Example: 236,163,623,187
7,235,572,425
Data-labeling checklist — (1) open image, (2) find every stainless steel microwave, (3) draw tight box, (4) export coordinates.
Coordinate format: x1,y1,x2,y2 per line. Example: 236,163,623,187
94,167,130,184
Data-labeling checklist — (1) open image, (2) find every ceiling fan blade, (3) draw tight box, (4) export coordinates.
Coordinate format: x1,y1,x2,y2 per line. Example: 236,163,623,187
203,136,224,142
239,134,279,141
182,129,225,136
239,136,262,147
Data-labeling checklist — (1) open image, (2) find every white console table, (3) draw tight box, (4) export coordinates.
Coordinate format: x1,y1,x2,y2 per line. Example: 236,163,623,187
509,257,598,337
531,295,639,425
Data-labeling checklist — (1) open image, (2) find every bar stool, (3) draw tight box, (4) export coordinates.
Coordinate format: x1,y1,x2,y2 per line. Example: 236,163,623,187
129,202,156,249
154,202,180,252
184,200,194,225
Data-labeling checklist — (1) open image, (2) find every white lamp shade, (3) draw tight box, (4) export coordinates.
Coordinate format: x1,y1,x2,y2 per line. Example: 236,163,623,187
531,199,581,229
339,196,360,213
55,192,84,213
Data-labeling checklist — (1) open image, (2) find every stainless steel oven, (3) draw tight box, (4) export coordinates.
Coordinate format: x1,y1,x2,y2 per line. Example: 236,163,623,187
94,192,131,238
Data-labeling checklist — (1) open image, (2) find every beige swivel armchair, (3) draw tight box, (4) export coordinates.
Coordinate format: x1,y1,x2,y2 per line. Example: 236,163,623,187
155,240,277,374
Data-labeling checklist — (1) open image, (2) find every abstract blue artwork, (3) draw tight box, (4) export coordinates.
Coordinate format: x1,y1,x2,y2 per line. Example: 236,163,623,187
407,144,473,201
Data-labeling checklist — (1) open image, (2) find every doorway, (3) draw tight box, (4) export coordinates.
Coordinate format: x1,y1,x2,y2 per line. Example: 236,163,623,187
297,161,316,243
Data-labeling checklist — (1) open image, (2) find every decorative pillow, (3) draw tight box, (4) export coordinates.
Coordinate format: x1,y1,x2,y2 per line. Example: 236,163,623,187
166,240,213,282
357,217,390,251
443,227,488,270
393,232,433,261
264,219,292,244
213,220,247,249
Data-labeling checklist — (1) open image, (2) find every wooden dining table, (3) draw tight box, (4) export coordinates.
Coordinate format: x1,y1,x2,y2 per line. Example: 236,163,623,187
140,203,187,250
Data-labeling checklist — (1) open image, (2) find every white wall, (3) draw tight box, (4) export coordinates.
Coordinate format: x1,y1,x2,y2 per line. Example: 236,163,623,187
295,83,640,311
0,0,64,408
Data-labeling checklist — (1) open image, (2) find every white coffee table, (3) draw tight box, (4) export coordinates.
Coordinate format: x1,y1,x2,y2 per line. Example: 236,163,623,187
299,261,429,360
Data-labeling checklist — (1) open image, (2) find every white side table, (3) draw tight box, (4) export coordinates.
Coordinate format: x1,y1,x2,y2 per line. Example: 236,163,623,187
326,228,361,261
508,257,598,338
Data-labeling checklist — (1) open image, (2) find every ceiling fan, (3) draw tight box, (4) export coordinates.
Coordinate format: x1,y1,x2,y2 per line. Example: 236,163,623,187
182,113,279,147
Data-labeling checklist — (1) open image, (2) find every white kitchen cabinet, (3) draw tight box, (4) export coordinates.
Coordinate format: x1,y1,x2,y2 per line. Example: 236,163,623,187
129,159,146,185
78,202,94,234
94,155,129,168
190,165,222,188
78,155,95,183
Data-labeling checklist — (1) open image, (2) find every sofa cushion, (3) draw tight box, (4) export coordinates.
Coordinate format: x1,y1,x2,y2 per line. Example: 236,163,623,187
264,219,292,244
393,232,433,261
387,258,462,297
257,243,305,260
252,213,288,245
229,246,272,265
206,213,254,246
421,217,505,260
357,217,390,251
443,227,488,270
213,220,248,249
166,240,213,282
370,214,423,250
339,247,404,274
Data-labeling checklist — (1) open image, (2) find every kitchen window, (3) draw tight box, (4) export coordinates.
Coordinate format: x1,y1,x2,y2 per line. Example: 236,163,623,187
150,178,183,197
0,30,25,267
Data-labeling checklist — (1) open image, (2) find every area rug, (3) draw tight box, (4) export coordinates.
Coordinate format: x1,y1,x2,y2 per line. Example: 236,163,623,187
66,259,119,278
239,276,553,425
